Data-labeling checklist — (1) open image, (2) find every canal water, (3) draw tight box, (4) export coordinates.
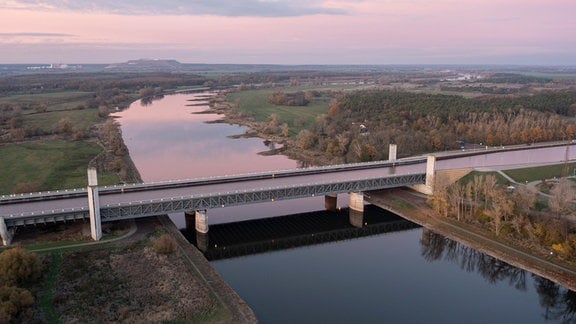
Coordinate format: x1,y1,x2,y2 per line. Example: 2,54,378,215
113,93,575,323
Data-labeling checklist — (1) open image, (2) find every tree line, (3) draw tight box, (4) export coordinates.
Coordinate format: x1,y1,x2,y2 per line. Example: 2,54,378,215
428,174,576,261
295,89,576,163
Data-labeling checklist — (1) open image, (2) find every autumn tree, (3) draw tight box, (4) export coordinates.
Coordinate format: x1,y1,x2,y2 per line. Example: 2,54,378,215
0,286,34,323
0,247,43,286
297,129,316,149
54,117,73,136
263,113,280,134
548,178,574,240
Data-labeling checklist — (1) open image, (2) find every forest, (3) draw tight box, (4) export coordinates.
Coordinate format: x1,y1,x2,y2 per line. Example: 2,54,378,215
296,89,576,163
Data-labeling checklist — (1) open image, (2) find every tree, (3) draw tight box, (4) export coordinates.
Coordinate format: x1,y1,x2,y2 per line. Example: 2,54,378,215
0,247,43,286
54,117,73,136
297,129,316,149
97,106,109,118
0,286,34,323
263,113,280,134
280,123,290,137
548,178,574,240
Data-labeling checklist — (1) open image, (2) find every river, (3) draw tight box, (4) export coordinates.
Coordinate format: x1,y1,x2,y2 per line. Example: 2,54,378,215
113,92,575,323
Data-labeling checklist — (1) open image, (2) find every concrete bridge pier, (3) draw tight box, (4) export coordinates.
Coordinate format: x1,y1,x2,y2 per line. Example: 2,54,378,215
184,211,195,231
196,232,209,252
87,168,102,241
0,217,12,246
195,210,209,234
349,192,364,228
325,194,338,211
410,155,436,195
349,209,364,228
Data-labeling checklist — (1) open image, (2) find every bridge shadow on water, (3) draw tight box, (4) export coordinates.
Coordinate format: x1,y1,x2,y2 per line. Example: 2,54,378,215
181,205,420,261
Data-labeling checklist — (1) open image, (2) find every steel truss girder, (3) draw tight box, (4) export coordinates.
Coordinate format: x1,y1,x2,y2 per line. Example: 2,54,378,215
99,173,425,222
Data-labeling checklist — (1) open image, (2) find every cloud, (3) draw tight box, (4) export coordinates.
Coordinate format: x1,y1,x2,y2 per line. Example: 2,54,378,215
0,32,73,37
0,32,76,44
3,0,348,17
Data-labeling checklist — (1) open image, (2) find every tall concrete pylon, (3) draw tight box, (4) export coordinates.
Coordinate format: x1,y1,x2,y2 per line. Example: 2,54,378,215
87,168,102,241
389,144,397,162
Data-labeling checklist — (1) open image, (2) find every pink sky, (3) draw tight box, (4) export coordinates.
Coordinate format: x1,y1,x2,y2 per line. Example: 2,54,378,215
0,0,574,64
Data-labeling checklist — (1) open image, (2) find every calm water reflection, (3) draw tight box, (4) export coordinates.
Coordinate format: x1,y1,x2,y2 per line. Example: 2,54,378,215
115,93,574,323
113,93,297,182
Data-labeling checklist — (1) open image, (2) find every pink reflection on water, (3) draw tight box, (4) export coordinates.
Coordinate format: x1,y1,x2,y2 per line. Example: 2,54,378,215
113,93,298,182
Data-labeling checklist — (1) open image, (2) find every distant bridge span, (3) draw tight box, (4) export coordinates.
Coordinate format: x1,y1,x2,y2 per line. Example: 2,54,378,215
1,142,575,245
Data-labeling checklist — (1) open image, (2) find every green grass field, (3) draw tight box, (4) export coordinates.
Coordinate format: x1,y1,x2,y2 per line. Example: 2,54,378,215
226,88,330,136
0,140,118,194
0,91,93,112
458,163,576,186
0,90,121,194
24,108,102,133
502,163,576,183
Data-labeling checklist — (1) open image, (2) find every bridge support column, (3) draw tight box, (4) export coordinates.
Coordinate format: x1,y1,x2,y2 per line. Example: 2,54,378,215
184,211,195,231
325,194,338,211
389,144,397,162
195,210,208,234
349,192,364,228
0,217,12,246
196,232,209,252
349,209,364,228
424,155,436,195
410,155,436,195
87,168,102,241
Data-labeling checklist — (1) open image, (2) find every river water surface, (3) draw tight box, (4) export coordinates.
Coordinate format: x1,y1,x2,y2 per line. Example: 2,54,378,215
113,93,575,323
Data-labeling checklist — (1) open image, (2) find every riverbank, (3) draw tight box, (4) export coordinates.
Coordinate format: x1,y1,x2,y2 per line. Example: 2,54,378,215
205,92,339,166
367,188,576,291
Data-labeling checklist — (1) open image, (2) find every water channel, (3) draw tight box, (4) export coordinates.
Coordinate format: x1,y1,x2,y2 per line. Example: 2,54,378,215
113,92,575,323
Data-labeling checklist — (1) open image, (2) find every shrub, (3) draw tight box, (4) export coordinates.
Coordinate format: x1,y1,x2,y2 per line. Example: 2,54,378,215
0,247,43,286
0,285,34,323
152,234,177,255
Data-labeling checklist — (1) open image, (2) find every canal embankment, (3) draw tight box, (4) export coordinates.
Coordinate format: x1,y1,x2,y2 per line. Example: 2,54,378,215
157,215,258,323
366,188,576,291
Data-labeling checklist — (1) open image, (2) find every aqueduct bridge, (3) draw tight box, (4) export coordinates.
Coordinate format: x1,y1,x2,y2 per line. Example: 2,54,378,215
1,143,576,245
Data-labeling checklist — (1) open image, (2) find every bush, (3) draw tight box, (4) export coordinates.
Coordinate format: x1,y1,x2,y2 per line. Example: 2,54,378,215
0,247,43,286
152,234,177,255
0,285,34,323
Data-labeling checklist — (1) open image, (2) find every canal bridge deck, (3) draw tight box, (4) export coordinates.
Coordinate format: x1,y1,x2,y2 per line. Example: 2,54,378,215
1,158,426,226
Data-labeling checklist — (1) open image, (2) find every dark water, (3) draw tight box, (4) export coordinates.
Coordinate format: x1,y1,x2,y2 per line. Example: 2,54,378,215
114,93,575,323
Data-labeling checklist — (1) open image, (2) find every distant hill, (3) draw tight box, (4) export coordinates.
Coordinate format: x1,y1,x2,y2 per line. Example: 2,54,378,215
105,59,183,72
